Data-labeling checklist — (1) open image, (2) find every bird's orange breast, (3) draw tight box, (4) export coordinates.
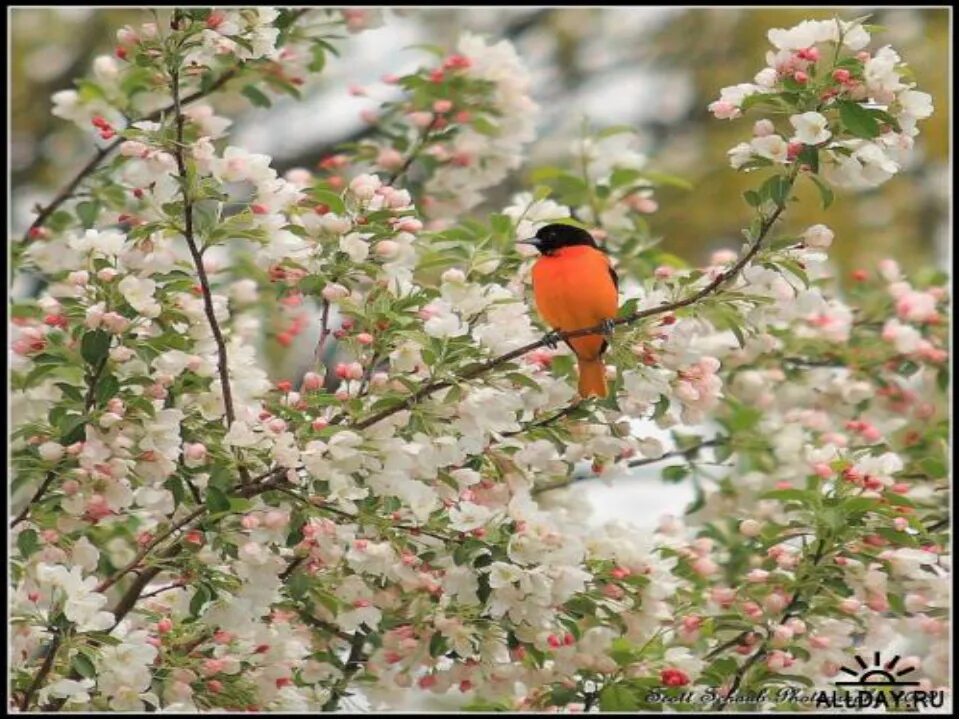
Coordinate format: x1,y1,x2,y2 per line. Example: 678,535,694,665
531,245,618,361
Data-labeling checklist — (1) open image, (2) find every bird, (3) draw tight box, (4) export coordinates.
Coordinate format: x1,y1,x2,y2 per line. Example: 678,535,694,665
518,223,619,398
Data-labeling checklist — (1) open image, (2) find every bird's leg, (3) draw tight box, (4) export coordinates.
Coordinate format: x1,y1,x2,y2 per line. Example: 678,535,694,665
600,318,616,337
542,331,562,349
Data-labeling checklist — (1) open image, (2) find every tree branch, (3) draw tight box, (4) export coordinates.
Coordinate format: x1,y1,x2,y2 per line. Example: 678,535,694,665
322,630,369,712
350,170,798,432
10,471,56,529
531,436,726,496
711,538,828,710
170,64,238,432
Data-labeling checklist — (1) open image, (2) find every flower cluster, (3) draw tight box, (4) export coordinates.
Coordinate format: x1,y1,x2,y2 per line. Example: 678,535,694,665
713,17,933,189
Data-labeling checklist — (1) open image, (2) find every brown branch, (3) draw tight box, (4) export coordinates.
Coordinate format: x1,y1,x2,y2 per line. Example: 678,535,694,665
711,538,827,710
503,401,584,438
350,171,797,433
531,436,726,496
386,113,438,186
170,64,238,431
12,342,110,529
10,471,56,529
17,632,63,711
96,507,206,594
275,486,456,543
322,630,369,712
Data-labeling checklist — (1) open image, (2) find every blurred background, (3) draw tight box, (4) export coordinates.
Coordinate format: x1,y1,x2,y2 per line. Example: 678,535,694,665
11,7,952,278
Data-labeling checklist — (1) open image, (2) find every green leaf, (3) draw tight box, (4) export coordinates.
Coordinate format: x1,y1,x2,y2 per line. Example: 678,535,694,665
743,190,761,207
599,684,638,711
760,174,792,207
596,124,637,139
17,529,40,558
242,84,272,108
76,201,101,229
72,652,97,678
638,170,693,191
59,415,87,444
308,44,327,72
311,189,346,215
429,631,448,657
95,374,120,406
81,330,110,366
808,174,834,209
838,101,881,139
205,486,231,513
189,584,211,616
662,465,689,483
759,488,812,504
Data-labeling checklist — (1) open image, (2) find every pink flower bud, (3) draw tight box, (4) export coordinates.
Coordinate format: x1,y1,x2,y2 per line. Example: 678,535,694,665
157,617,173,634
303,372,323,391
753,119,775,137
691,557,717,577
839,597,861,614
739,519,762,537
321,283,349,301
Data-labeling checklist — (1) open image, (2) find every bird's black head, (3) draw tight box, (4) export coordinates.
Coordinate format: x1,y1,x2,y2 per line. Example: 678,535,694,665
518,223,597,255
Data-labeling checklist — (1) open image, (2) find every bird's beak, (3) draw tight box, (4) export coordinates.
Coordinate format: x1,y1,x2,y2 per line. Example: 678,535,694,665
516,237,541,250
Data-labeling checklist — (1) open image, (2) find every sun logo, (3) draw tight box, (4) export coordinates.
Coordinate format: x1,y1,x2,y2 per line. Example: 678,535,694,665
836,652,920,687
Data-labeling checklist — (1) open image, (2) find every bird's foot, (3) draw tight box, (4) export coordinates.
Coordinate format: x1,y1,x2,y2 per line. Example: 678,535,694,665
542,331,562,350
600,318,616,337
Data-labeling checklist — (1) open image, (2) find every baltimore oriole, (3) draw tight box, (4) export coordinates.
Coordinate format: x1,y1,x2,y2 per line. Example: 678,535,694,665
519,223,619,398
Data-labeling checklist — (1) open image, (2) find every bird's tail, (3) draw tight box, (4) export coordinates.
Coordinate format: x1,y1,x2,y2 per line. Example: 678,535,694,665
577,357,607,398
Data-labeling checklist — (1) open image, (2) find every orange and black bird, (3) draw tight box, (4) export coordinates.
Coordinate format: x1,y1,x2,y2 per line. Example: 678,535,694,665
519,223,619,398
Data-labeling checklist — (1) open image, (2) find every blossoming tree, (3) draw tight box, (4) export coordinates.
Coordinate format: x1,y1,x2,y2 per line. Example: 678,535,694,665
10,9,949,713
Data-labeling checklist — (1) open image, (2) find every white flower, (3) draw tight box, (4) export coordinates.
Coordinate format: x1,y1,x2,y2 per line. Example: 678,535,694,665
69,229,127,257
503,192,570,242
864,46,905,101
897,89,933,123
750,134,789,163
38,678,95,707
727,142,754,170
37,564,115,631
448,502,493,532
117,275,160,318
487,561,523,588
211,145,275,185
348,173,382,201
803,224,834,249
38,441,65,462
754,67,779,88
339,232,369,263
790,112,831,145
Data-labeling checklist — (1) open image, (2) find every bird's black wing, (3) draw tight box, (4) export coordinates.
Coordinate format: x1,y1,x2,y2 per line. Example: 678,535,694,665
608,264,619,291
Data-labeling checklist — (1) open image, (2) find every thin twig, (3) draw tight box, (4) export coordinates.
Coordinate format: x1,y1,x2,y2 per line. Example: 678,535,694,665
17,633,63,711
503,401,584,438
322,630,369,712
170,63,238,431
386,113,438,186
95,507,206,594
711,538,827,709
10,471,56,529
532,437,726,495
275,486,456,543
